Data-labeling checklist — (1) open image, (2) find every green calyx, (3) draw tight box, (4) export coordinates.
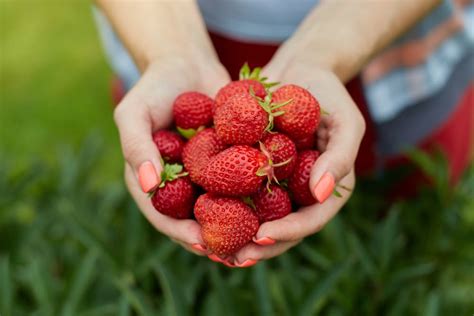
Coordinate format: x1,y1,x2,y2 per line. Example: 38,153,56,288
256,142,294,192
158,162,188,189
177,126,205,140
250,88,292,132
239,63,279,89
242,196,256,210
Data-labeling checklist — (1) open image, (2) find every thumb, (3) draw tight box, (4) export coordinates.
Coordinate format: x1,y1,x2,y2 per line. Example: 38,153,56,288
114,100,163,193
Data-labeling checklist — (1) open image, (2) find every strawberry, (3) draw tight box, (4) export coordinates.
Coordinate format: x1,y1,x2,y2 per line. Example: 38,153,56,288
194,193,259,256
152,130,184,163
201,145,270,196
261,132,297,180
214,63,275,112
272,84,321,139
151,163,195,219
173,91,214,136
215,80,266,113
182,128,227,186
288,150,320,206
293,134,315,151
252,184,292,223
214,93,269,145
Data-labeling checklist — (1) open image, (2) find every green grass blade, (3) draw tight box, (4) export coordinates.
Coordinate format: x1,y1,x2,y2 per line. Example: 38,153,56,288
298,259,352,316
0,256,13,316
297,244,332,270
269,272,291,316
153,263,189,316
114,278,155,316
348,231,377,276
424,291,440,316
60,250,98,316
78,303,117,316
209,266,237,316
252,262,273,316
25,258,54,316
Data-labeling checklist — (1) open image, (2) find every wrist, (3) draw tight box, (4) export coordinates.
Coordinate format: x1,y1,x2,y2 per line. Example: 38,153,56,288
274,38,361,83
144,54,226,86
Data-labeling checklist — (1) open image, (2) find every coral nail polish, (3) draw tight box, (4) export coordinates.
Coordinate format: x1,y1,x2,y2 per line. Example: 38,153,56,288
253,236,276,246
138,161,159,193
191,244,207,253
208,254,225,263
222,260,236,268
236,259,258,268
313,172,335,203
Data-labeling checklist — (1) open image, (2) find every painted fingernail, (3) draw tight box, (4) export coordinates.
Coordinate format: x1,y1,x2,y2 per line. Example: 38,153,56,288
235,259,258,268
208,254,225,263
313,172,335,203
222,259,236,268
138,161,160,193
253,236,275,246
191,244,207,253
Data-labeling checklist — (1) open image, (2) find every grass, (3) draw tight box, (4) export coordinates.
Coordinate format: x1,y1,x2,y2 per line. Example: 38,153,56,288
1,2,473,315
0,1,121,183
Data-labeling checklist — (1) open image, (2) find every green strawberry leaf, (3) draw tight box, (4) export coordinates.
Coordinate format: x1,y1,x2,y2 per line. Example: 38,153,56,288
177,126,203,140
242,196,256,210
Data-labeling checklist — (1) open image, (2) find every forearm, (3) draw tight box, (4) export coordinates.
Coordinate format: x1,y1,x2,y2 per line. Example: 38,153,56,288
96,0,217,71
277,0,440,81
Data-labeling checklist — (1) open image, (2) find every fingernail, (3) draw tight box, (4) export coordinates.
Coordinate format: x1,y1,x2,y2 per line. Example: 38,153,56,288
253,236,275,246
222,259,236,268
138,161,160,193
191,244,207,253
313,172,335,203
235,259,258,268
208,254,225,263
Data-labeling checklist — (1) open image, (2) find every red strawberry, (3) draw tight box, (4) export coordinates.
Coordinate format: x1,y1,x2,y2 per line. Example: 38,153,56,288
293,134,315,151
182,128,227,186
215,80,266,112
214,63,271,112
214,93,269,145
201,145,270,196
151,163,195,219
288,150,320,206
173,91,214,132
272,84,321,139
261,132,297,180
194,193,259,256
152,130,184,163
252,184,292,223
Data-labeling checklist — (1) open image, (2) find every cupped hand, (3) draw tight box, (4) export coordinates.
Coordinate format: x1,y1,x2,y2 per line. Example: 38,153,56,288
231,62,366,266
114,57,229,255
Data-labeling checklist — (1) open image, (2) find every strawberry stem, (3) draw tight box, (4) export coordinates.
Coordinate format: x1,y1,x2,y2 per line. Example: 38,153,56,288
159,163,188,188
238,63,278,89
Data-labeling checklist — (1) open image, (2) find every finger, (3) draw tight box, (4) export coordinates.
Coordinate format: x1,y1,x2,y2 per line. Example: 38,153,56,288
125,164,204,246
114,92,163,193
174,240,208,256
233,240,300,264
309,98,365,203
256,170,355,242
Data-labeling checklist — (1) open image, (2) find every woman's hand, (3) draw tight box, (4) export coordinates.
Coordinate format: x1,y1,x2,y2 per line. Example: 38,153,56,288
114,57,229,255
230,62,365,266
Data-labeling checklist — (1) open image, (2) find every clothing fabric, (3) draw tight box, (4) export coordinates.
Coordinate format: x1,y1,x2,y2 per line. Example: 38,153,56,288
94,1,473,179
95,1,474,124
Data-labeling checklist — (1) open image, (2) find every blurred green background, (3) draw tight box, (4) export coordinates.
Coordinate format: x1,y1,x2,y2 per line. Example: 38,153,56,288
1,2,473,316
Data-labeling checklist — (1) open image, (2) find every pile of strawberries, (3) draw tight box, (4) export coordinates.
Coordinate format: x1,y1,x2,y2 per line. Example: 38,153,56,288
150,64,322,257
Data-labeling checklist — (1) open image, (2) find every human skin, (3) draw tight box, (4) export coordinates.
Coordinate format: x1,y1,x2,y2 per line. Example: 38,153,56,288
97,0,440,264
